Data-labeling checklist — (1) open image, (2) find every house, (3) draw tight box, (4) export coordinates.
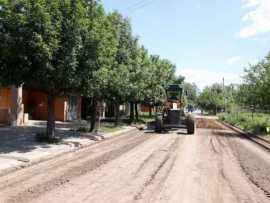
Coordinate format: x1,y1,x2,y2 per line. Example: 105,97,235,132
105,103,130,119
0,86,81,126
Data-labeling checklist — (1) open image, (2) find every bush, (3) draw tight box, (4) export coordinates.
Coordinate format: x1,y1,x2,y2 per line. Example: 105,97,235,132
219,112,270,135
35,132,62,144
219,115,225,121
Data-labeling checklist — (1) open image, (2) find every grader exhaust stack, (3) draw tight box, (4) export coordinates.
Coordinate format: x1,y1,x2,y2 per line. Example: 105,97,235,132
155,84,195,134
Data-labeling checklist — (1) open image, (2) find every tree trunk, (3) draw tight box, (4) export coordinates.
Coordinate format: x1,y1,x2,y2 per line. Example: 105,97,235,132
130,101,134,123
214,106,217,115
135,102,139,122
149,106,152,117
155,105,158,113
114,101,120,126
90,97,97,132
47,93,55,140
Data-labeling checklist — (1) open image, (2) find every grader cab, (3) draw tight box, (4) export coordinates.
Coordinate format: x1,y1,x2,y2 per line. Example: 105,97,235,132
155,84,195,134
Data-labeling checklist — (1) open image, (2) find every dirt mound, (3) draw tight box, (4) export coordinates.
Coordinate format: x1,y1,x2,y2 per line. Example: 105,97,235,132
196,118,226,130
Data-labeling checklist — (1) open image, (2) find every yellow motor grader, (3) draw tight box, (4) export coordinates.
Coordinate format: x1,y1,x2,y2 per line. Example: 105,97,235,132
155,84,195,134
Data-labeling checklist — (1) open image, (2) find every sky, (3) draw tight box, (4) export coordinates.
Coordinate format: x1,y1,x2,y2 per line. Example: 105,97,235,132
102,0,270,89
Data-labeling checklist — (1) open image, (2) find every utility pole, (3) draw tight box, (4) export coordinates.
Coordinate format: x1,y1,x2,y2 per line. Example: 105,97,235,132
222,77,226,112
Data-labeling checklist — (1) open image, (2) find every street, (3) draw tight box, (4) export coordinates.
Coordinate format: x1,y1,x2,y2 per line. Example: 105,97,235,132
1,1,270,202
0,119,269,203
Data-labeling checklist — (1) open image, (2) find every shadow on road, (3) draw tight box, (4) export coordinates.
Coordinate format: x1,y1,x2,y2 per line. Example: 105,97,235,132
0,123,94,155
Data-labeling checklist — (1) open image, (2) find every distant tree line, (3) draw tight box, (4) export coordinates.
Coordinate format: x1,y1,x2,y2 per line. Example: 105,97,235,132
196,83,225,115
0,0,177,140
237,52,270,110
197,52,270,114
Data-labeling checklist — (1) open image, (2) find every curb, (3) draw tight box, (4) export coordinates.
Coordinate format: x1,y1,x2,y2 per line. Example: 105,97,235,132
218,120,270,151
0,127,137,177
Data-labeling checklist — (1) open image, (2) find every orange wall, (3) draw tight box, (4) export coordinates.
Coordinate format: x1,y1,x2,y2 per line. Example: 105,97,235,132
0,87,12,109
23,89,80,122
23,90,48,120
140,105,153,113
23,89,69,122
55,97,67,121
0,87,24,125
0,87,12,123
1,87,81,123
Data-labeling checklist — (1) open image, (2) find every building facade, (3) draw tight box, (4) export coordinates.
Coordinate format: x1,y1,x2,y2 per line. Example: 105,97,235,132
0,86,81,126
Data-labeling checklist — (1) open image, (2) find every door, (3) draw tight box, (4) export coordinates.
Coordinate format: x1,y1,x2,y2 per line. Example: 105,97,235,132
67,96,78,121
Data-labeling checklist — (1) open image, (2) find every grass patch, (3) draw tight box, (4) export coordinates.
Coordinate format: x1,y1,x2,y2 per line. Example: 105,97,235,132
99,122,126,133
138,114,155,124
77,122,125,134
219,112,270,135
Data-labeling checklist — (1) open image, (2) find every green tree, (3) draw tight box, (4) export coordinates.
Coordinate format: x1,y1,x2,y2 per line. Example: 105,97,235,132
127,40,149,122
173,75,185,85
112,15,133,124
184,82,199,111
142,55,175,114
0,0,84,140
0,0,188,134
197,84,224,115
134,46,155,121
237,53,270,109
79,2,119,131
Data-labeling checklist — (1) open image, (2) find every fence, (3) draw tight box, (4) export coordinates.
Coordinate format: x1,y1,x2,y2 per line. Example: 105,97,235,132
228,105,270,117
222,105,270,134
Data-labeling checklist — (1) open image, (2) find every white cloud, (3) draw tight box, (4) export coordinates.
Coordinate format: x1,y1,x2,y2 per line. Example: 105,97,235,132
177,68,242,90
227,56,241,65
236,0,270,38
243,0,259,7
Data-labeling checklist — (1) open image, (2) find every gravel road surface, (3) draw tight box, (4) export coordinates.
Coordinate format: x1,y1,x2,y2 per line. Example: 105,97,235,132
0,119,269,203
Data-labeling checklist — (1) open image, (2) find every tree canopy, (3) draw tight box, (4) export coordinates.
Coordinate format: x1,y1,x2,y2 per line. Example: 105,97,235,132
237,53,270,109
197,84,224,115
0,0,179,137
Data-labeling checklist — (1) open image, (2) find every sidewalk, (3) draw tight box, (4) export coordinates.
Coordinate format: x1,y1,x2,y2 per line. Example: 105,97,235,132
0,121,136,176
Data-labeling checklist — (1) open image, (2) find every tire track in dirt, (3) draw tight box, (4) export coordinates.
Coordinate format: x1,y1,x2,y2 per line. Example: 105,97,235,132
134,155,170,200
133,137,180,201
2,132,153,203
226,136,270,200
209,137,220,154
44,133,177,203
0,130,140,189
212,134,245,203
148,150,178,203
214,129,270,202
134,137,179,177
0,130,140,190
212,121,270,199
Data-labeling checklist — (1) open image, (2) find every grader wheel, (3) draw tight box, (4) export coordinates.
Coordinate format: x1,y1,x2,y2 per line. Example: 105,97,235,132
155,116,163,133
186,115,195,134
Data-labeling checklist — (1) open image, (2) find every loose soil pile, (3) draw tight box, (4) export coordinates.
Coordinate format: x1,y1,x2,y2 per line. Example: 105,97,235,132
196,118,226,130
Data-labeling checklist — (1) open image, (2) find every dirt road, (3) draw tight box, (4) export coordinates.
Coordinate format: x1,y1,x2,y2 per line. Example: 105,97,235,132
0,120,269,203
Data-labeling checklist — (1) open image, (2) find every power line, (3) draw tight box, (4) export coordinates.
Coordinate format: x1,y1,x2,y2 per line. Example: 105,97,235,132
123,0,157,13
130,0,156,12
124,0,146,11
